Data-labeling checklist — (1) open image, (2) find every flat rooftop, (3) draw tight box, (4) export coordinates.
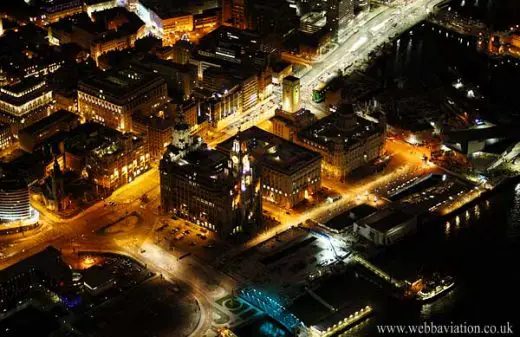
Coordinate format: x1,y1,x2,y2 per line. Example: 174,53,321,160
161,144,232,189
19,109,78,136
299,107,384,151
324,203,377,231
0,78,50,106
140,0,192,18
359,208,414,233
82,265,115,290
78,67,165,100
64,122,121,157
217,127,321,176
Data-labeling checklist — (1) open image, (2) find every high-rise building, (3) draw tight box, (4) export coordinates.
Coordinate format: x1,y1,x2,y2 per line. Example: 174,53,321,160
326,0,355,39
220,0,233,26
231,0,252,30
282,76,300,113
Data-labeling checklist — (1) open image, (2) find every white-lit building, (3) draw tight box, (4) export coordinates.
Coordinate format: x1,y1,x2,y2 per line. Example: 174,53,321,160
353,208,417,246
0,78,54,135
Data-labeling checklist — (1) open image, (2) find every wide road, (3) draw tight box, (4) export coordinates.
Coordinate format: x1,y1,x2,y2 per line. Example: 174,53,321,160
300,0,446,107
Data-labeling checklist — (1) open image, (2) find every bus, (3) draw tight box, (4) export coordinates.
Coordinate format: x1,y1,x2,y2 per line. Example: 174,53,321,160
312,81,327,103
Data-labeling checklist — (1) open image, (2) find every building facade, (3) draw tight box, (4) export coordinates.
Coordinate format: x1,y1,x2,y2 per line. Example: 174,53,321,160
18,110,80,152
160,126,262,238
77,67,167,132
0,78,54,134
217,127,321,209
0,123,13,151
282,76,301,114
85,134,150,191
297,104,385,180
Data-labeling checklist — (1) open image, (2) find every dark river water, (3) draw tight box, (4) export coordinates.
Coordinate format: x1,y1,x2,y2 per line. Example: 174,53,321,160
238,1,520,336
349,0,520,334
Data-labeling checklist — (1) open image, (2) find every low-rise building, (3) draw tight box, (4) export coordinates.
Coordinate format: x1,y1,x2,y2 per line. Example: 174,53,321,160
0,247,72,308
353,208,417,246
217,127,321,208
82,265,117,296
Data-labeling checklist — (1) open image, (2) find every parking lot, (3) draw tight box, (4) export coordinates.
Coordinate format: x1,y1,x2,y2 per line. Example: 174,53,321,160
152,216,230,262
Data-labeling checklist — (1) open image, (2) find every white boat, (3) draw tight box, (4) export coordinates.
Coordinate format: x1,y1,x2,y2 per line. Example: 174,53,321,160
417,276,455,302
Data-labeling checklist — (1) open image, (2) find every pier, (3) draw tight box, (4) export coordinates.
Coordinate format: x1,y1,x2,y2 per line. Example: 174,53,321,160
351,255,405,289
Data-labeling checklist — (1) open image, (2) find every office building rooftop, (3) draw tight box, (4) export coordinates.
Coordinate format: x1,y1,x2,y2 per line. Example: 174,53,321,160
217,126,321,175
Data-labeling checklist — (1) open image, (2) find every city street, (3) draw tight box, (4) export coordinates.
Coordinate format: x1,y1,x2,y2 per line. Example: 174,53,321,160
0,1,446,335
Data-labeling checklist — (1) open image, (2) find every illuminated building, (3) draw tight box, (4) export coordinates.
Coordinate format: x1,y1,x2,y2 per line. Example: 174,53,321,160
85,0,118,16
78,67,167,132
219,0,233,26
271,108,316,141
0,123,13,151
297,104,385,181
134,56,198,99
48,9,146,62
0,67,8,86
353,208,417,246
194,7,221,31
196,26,270,66
89,8,147,62
217,126,321,209
41,0,84,24
231,0,252,30
300,12,327,34
271,62,293,85
0,175,39,229
0,77,54,134
85,132,150,191
131,106,175,161
170,40,194,65
61,123,132,175
192,85,242,129
162,12,194,34
282,76,300,114
160,125,262,238
326,0,355,39
197,66,259,123
18,110,80,152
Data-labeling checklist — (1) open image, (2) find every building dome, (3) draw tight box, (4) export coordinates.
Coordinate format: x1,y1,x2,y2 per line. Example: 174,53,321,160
0,176,32,222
